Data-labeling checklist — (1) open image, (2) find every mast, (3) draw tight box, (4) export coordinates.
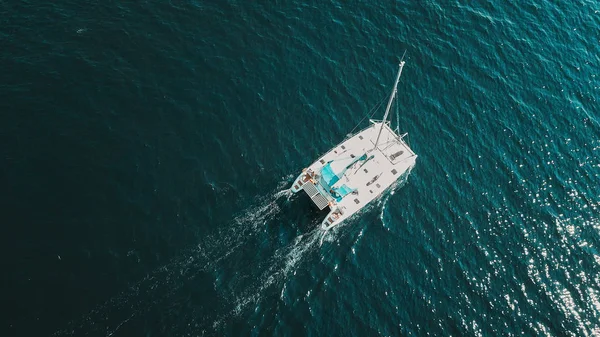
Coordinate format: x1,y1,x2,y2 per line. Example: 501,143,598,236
373,61,405,150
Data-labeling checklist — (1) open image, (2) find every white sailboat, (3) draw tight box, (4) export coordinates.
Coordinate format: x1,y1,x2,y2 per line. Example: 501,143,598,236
290,60,417,233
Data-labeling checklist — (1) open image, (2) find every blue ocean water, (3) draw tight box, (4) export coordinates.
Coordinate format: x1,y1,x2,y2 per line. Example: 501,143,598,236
1,0,600,336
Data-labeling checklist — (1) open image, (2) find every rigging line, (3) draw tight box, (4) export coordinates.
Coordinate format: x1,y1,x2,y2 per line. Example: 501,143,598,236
394,90,400,132
374,62,405,150
348,95,388,136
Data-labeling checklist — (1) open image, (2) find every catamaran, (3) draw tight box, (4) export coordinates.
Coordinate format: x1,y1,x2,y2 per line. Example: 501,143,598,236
290,60,417,233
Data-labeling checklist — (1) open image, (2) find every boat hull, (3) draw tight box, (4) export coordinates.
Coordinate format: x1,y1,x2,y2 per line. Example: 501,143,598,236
291,122,417,230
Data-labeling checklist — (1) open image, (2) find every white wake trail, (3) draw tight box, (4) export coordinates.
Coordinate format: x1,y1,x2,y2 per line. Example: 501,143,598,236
54,177,294,336
212,227,322,329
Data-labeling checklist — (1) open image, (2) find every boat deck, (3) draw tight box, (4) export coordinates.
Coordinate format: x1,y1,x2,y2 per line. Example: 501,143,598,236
291,121,417,229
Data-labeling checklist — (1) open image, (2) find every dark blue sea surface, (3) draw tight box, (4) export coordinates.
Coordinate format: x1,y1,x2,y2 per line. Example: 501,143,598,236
2,0,600,336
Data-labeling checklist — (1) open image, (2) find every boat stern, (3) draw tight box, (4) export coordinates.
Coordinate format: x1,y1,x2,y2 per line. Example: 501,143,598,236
291,169,332,210
321,207,344,230
290,169,311,193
